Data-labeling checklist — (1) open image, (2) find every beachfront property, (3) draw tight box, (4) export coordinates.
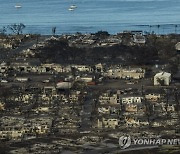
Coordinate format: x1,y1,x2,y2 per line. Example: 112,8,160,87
133,33,146,44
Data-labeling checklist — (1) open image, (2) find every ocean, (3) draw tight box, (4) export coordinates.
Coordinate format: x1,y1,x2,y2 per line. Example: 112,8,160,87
0,0,180,35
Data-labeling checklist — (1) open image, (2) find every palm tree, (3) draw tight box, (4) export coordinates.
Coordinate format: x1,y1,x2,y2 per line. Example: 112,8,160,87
157,25,160,34
52,27,56,36
175,24,178,34
149,25,152,34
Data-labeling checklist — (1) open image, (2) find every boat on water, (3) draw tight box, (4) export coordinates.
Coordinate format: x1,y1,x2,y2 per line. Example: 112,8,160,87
15,4,22,8
68,8,75,11
68,4,77,11
70,5,77,9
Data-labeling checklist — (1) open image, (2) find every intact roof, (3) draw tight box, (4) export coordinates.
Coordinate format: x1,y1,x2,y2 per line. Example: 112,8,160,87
155,72,171,77
175,42,180,50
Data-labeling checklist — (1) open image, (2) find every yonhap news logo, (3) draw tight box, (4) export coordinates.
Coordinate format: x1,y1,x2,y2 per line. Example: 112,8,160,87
119,135,131,149
119,135,180,149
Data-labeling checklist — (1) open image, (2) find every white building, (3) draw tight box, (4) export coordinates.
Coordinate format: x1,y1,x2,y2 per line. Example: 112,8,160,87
105,68,145,79
56,81,73,89
133,34,146,44
154,72,171,86
121,96,143,104
79,77,93,83
71,65,92,72
16,77,29,82
175,42,180,51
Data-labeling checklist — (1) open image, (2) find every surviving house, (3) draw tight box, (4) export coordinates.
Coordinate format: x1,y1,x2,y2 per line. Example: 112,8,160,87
121,96,143,104
154,72,171,86
133,34,146,44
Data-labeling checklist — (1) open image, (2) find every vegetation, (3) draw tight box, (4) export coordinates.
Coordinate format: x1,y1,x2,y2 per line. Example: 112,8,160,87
36,39,85,63
94,30,110,39
7,23,26,35
35,33,178,67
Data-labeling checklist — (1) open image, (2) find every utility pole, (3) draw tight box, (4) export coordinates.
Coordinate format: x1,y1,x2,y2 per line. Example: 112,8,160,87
52,27,56,36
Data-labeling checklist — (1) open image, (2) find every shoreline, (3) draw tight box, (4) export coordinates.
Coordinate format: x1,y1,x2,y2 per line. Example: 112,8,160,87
1,31,180,37
1,23,180,34
1,24,180,36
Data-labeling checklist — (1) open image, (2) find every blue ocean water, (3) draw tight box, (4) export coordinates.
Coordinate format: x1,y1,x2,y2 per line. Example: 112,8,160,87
0,0,180,34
